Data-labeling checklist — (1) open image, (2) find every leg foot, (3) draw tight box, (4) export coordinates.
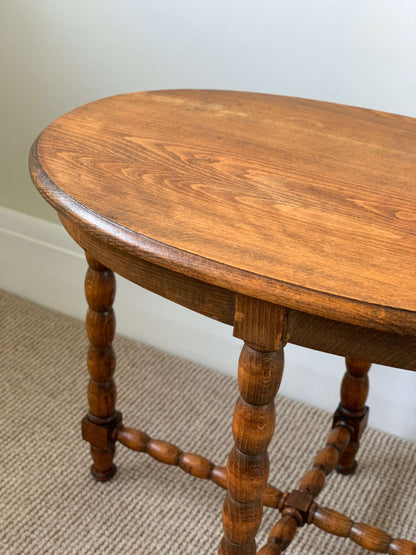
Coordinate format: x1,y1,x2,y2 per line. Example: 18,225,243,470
90,448,117,482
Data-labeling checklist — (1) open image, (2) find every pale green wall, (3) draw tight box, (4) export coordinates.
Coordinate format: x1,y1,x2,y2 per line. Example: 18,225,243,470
1,0,415,223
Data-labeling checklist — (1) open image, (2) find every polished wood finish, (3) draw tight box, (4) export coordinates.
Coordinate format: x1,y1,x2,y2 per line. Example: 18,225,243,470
219,297,286,554
60,215,416,372
299,425,351,496
287,310,416,372
311,507,416,554
60,215,237,326
116,426,285,509
258,515,297,554
260,422,416,554
333,358,371,474
29,90,416,553
117,418,416,554
82,253,120,481
259,425,350,552
30,90,416,334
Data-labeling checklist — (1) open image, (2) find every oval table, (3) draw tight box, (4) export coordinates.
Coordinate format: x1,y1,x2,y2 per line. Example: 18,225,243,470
29,90,416,554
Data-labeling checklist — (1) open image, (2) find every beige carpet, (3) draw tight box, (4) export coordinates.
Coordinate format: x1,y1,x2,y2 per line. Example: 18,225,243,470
1,290,415,554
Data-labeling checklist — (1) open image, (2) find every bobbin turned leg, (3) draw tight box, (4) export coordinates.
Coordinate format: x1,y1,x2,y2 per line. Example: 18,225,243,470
219,296,286,555
81,252,121,481
333,358,371,475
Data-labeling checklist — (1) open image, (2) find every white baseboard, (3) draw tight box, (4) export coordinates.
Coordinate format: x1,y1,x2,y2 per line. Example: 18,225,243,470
1,206,415,440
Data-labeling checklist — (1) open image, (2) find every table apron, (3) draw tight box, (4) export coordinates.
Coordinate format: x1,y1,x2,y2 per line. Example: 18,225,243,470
61,216,416,372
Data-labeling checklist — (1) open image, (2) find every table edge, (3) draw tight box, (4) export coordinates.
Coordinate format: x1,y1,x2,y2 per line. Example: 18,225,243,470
29,137,416,336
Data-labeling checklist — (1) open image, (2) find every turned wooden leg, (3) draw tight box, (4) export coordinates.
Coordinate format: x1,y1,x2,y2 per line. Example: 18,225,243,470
333,357,371,475
81,252,121,481
219,296,286,554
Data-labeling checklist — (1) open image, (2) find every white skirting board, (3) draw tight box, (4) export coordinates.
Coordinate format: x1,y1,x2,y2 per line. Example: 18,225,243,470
1,206,415,440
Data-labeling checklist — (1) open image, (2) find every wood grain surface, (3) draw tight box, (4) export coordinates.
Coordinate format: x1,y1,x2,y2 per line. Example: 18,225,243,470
30,90,416,333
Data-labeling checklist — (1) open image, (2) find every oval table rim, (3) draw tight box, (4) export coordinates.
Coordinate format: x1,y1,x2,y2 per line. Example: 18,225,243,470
29,135,416,337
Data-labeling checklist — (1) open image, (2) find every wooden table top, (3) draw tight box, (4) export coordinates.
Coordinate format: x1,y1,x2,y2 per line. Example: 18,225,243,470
30,90,416,334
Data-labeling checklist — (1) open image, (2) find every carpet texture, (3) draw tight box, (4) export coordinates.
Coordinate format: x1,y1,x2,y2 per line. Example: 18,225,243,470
1,290,415,554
